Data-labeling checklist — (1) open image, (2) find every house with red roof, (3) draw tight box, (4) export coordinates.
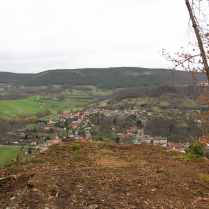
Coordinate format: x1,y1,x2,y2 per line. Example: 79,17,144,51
168,141,173,148
79,137,84,142
127,130,132,135
71,124,77,129
31,141,36,146
103,111,109,116
111,126,115,131
74,112,79,117
121,133,128,138
130,126,137,132
184,142,190,148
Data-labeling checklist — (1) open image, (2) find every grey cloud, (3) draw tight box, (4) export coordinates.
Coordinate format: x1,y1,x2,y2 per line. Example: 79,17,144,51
0,0,192,73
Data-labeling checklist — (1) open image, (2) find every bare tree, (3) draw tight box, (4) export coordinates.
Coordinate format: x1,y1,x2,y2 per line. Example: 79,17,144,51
162,0,209,80
185,0,209,80
162,0,209,144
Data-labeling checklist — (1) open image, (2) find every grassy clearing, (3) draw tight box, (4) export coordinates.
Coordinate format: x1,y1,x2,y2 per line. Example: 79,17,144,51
61,88,112,97
39,95,51,100
88,99,109,107
42,98,91,112
0,96,41,119
68,96,92,99
181,99,198,108
93,90,112,96
137,97,148,105
151,106,156,112
39,113,60,120
120,98,137,104
19,86,27,89
160,101,169,106
0,147,20,166
62,89,89,96
148,98,159,106
98,99,109,106
52,85,62,88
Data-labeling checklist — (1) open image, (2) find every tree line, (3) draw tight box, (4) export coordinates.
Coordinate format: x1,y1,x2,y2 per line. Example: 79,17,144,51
0,67,205,89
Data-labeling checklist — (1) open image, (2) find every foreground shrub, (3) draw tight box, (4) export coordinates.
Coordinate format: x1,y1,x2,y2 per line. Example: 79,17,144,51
185,143,205,163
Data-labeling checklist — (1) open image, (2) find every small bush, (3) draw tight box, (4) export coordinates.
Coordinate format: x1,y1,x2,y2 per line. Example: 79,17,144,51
185,143,205,163
71,143,80,150
27,178,35,188
186,143,204,156
185,152,205,163
198,173,209,183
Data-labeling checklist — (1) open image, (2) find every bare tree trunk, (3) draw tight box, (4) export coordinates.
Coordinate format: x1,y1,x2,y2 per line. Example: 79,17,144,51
185,0,209,81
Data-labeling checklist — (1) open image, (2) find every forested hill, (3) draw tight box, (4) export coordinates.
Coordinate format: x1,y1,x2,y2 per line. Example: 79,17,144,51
0,67,207,89
0,72,33,84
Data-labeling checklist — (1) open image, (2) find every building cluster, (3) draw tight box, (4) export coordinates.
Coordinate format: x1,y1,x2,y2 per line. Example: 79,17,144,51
1,106,206,153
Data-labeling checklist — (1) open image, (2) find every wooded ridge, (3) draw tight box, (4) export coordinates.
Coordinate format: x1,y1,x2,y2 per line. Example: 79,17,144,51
0,67,207,88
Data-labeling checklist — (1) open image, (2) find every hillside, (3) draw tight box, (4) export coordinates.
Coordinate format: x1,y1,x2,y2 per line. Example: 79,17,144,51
0,67,207,89
0,72,33,84
1,142,209,208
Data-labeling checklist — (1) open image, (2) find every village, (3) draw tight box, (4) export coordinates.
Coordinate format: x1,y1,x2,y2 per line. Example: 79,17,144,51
2,105,207,156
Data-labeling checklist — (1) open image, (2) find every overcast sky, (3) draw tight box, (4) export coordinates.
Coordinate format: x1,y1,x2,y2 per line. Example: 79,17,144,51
0,0,193,73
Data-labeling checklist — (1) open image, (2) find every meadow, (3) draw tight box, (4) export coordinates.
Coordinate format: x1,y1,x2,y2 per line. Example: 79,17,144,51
40,97,93,111
0,85,203,121
0,96,41,119
39,113,60,120
0,88,110,120
61,87,112,97
38,87,112,114
0,147,20,166
181,98,198,108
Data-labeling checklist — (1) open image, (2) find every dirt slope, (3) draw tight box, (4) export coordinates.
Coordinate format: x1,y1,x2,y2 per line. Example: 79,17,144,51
0,142,209,209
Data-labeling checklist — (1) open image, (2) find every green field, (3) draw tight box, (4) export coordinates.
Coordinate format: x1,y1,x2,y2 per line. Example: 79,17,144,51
88,99,109,107
151,106,156,112
98,99,109,106
0,96,41,119
0,147,20,166
62,89,89,96
0,93,94,120
40,113,60,120
181,99,198,108
0,85,113,120
93,90,112,96
160,101,169,106
41,98,91,112
137,97,148,105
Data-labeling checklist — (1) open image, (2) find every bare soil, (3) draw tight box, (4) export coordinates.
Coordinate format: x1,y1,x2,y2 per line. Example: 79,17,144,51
0,142,209,209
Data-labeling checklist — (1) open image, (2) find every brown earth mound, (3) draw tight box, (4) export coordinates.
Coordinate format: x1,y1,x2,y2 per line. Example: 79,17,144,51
0,142,209,208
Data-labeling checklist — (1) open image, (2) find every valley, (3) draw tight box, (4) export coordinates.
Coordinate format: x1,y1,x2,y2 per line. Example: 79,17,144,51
0,69,209,164
0,67,209,208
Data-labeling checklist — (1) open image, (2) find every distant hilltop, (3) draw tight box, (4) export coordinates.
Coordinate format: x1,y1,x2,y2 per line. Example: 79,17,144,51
0,67,207,89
